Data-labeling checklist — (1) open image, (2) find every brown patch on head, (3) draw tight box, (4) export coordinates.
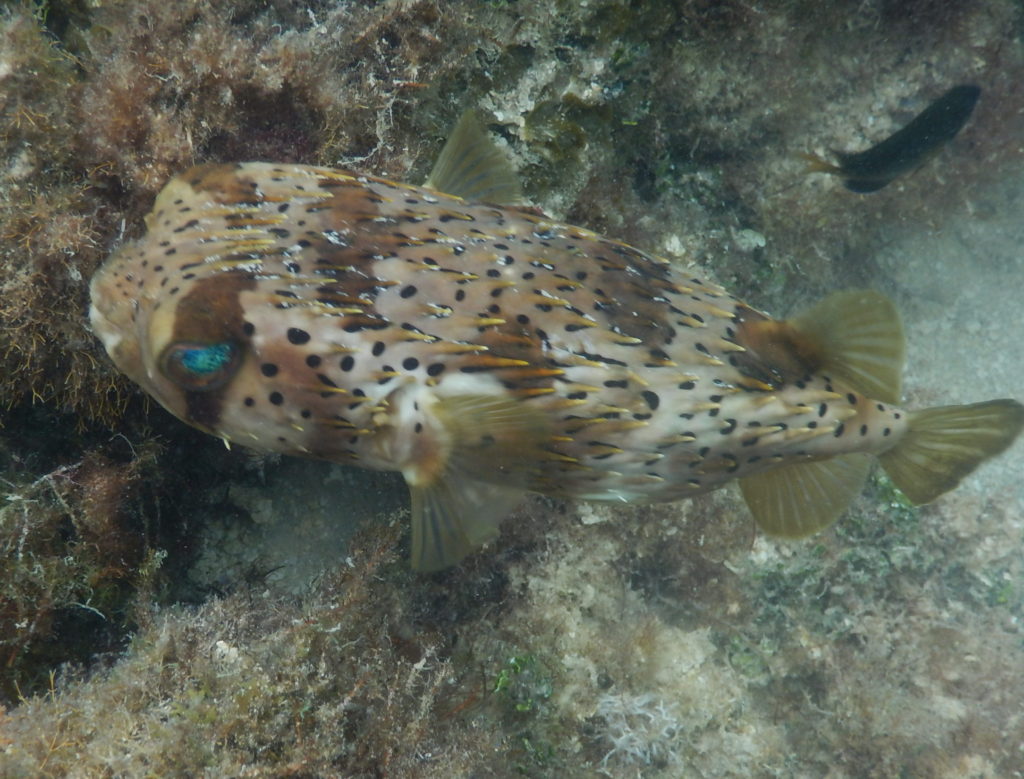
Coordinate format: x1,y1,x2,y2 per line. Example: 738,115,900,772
167,270,256,429
171,270,255,343
182,163,256,203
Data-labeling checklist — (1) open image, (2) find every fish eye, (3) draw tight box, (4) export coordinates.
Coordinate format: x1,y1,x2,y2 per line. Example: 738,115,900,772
161,341,240,391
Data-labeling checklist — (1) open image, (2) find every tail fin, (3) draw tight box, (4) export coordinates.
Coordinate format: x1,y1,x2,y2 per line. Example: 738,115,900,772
799,152,843,176
878,399,1024,504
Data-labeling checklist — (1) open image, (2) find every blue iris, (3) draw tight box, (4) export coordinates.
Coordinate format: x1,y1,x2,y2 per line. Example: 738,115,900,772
178,343,234,375
162,341,239,390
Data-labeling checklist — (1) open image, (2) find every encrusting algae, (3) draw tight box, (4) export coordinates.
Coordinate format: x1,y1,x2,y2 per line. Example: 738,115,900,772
89,112,1024,570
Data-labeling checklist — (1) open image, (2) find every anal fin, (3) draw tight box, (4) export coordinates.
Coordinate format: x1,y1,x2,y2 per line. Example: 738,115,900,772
740,452,872,538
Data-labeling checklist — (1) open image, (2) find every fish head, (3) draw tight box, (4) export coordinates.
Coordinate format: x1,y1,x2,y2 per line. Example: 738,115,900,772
88,168,302,441
90,247,253,436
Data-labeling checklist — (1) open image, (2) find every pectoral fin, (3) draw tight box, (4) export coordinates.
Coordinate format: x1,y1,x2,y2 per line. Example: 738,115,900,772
404,394,549,571
410,478,526,572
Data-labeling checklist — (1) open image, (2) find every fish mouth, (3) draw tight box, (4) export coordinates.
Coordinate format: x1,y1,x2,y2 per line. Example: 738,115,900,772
88,264,142,381
88,298,123,357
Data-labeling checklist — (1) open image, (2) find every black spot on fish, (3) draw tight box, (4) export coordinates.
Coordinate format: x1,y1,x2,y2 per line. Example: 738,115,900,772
261,363,278,377
341,355,355,371
860,424,868,436
372,341,386,357
427,363,445,377
403,357,419,371
834,423,845,437
641,390,660,411
306,354,321,368
287,328,310,345
400,285,418,298
269,392,284,405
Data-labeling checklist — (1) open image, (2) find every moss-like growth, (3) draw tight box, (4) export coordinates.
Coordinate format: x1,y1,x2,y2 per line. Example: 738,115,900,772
0,438,161,703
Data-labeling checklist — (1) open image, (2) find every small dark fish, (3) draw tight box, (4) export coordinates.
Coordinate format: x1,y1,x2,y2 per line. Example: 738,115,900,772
805,84,981,193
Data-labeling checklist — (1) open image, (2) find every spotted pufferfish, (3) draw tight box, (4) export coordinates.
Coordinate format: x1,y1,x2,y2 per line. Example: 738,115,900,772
90,112,1024,571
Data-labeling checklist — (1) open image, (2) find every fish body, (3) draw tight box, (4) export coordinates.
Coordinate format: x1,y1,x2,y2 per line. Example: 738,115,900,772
805,84,981,192
91,115,1022,570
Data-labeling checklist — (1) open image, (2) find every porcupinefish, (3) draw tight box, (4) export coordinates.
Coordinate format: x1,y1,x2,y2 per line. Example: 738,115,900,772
804,84,981,192
90,112,1023,571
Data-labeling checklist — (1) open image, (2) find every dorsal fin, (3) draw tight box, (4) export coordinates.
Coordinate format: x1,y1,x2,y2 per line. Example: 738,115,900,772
424,111,523,205
790,290,905,404
733,290,904,403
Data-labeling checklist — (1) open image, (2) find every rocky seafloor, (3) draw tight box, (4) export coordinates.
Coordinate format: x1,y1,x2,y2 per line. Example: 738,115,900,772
1,1,1023,776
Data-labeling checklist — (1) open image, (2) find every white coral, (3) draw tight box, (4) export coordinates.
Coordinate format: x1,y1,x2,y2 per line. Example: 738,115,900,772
596,692,683,770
